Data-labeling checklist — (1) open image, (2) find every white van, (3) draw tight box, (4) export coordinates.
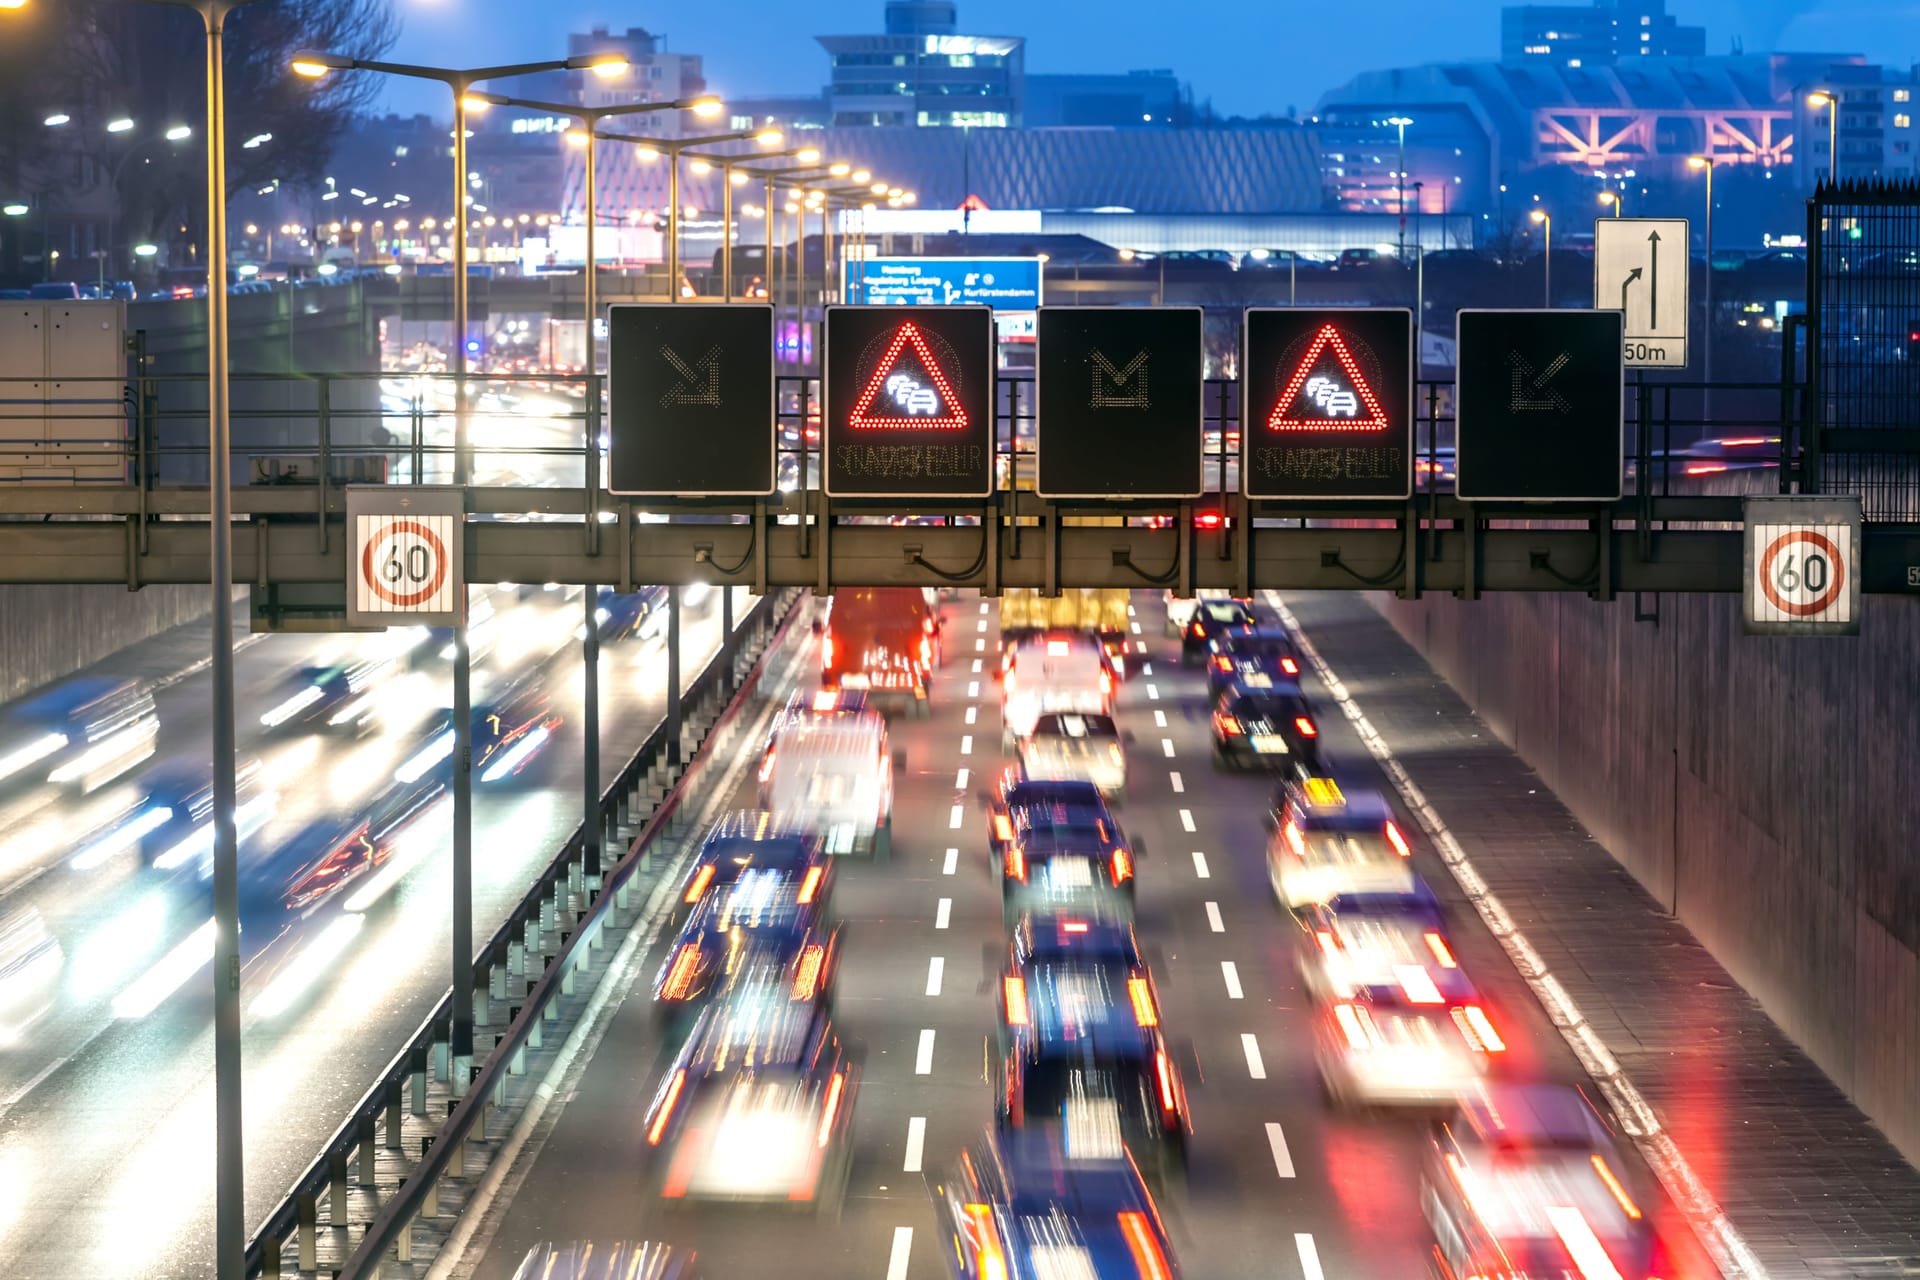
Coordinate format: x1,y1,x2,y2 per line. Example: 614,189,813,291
1164,588,1241,637
1000,634,1114,744
759,710,897,857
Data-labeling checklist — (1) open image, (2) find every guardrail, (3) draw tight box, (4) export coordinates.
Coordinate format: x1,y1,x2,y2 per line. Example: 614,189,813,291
244,584,805,1277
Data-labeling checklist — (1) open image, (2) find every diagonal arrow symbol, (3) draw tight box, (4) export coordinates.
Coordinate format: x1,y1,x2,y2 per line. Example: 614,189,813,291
1509,349,1573,414
659,344,723,407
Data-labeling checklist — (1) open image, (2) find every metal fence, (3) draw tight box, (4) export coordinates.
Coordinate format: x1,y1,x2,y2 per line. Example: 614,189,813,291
1807,177,1920,521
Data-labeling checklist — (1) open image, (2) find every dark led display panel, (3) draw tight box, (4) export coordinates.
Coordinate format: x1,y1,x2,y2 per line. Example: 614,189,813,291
607,304,774,495
1242,308,1413,499
1035,306,1204,499
1455,309,1623,502
823,305,995,498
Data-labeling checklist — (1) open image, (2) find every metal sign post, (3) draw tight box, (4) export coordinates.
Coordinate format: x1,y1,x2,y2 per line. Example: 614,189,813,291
1594,217,1690,369
1743,495,1862,635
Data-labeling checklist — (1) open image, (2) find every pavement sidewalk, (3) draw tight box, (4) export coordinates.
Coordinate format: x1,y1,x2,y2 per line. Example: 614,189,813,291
1281,590,1920,1280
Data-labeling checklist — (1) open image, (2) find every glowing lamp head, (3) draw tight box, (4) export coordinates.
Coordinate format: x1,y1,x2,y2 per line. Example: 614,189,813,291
796,148,822,164
1687,155,1710,170
829,162,851,177
852,170,872,183
106,118,135,134
290,51,351,78
1529,209,1549,225
1807,91,1834,109
0,1,29,11
564,130,589,149
754,128,784,146
689,96,724,118
572,55,630,79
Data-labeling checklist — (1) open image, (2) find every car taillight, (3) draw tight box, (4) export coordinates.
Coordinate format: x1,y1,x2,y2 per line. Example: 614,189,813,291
1190,621,1204,637
1590,1154,1642,1220
992,813,1013,843
758,750,776,783
1281,656,1300,676
660,945,701,1000
683,864,714,904
1424,931,1457,968
920,637,932,667
648,1068,685,1145
792,943,825,999
817,1071,845,1148
1385,821,1411,857
1154,1049,1177,1112
1451,1004,1505,1053
962,1204,1009,1280
821,630,835,667
1005,844,1025,881
1212,710,1242,736
1213,654,1232,672
1003,670,1016,694
1118,1211,1175,1280
1110,848,1133,884
797,865,824,905
1128,976,1157,1026
1061,920,1089,934
1294,716,1317,738
1315,929,1337,954
1100,668,1113,696
1003,975,1029,1025
1333,1003,1381,1051
1283,818,1306,856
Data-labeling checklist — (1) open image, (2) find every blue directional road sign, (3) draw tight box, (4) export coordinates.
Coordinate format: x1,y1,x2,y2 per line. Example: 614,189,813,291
848,257,1042,309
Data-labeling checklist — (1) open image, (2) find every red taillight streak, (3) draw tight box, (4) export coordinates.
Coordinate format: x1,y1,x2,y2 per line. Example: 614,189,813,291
817,1072,845,1148
1006,845,1025,881
1281,656,1300,675
821,631,835,667
992,813,1013,843
1154,1050,1176,1111
1425,931,1457,967
1213,711,1242,736
1295,716,1317,738
797,865,824,905
1118,1211,1175,1280
962,1204,1008,1280
683,864,714,904
660,945,701,1000
648,1069,685,1145
792,944,824,1000
1590,1153,1642,1219
1003,975,1029,1025
758,750,776,783
1128,976,1157,1026
1385,821,1411,857
1213,655,1232,672
1284,819,1306,857
1111,848,1133,884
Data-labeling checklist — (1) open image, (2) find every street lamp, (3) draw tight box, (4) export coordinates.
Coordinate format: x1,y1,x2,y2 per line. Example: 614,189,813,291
1529,208,1551,306
1388,115,1413,259
1807,91,1840,182
1688,155,1717,414
589,125,782,301
703,143,834,300
1599,189,1622,217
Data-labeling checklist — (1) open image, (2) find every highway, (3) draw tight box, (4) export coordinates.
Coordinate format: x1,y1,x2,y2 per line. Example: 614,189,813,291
0,585,735,1278
439,589,1720,1280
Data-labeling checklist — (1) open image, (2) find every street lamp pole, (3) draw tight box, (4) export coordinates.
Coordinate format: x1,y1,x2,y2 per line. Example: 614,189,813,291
1388,116,1412,260
1689,154,1717,420
1530,209,1551,306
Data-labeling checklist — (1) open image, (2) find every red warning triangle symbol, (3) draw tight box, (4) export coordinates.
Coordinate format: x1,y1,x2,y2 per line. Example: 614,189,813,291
1268,324,1390,432
959,194,990,211
848,322,970,431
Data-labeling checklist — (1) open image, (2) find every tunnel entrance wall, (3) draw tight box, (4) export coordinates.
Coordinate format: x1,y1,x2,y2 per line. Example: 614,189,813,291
1372,585,1920,1165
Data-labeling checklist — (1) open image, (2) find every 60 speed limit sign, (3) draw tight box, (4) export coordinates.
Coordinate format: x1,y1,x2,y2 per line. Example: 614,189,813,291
346,486,466,627
1743,495,1860,636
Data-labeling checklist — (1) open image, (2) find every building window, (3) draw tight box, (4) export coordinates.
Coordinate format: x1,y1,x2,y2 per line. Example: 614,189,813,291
1897,89,1911,102
1640,13,1651,22
1898,113,1912,128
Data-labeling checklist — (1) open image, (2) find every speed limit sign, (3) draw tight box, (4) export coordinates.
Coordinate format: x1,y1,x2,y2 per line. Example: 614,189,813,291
346,486,466,627
1743,495,1860,635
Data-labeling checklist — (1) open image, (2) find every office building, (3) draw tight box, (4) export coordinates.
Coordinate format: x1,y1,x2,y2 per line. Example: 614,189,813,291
817,0,1025,127
1503,0,1706,68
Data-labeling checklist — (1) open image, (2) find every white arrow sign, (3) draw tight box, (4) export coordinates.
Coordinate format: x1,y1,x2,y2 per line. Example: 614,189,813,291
1594,217,1689,369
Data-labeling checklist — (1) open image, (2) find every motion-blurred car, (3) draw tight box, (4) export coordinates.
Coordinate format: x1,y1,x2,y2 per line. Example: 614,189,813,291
1163,588,1242,637
1178,598,1255,666
67,756,269,873
1422,1084,1657,1280
643,995,860,1211
1000,634,1114,743
1203,623,1301,698
391,672,562,788
931,1128,1182,1279
820,587,940,716
995,916,1189,1185
0,908,64,1045
1016,711,1128,802
510,1242,699,1280
1210,685,1321,774
758,703,897,857
0,676,158,795
986,778,1136,927
1268,777,1418,911
256,657,399,735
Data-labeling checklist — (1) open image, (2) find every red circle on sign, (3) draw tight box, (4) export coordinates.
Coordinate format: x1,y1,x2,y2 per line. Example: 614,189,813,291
362,519,449,608
1759,529,1844,617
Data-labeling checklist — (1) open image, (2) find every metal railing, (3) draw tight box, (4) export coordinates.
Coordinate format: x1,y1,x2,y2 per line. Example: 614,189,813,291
243,584,805,1277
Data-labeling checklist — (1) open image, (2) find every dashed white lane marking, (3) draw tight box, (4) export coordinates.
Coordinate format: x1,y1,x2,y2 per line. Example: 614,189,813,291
1178,808,1196,832
976,618,987,632
967,680,980,697
915,1029,936,1074
904,1118,926,1172
1131,620,1142,634
965,706,978,725
1296,1233,1324,1280
1161,738,1176,758
1153,710,1167,728
935,898,951,929
1266,1123,1296,1178
1127,604,1137,617
1191,851,1211,879
1222,961,1244,1000
974,638,985,652
1169,770,1184,793
1142,662,1153,676
942,848,958,876
1205,901,1224,932
971,658,983,673
1135,641,1147,653
980,601,990,614
1241,1033,1267,1080
955,768,969,790
1266,592,1767,1280
886,1227,913,1280
960,734,973,756
1146,683,1160,701
948,804,964,829
925,957,944,996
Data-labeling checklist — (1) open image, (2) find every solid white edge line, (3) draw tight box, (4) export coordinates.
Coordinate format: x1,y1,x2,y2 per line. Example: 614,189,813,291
942,848,958,876
1241,1032,1266,1080
1295,1233,1325,1280
1266,590,1766,1280
1191,851,1210,879
904,1117,926,1172
886,1226,914,1280
1204,901,1224,932
925,956,945,997
1222,961,1244,999
1265,1122,1296,1178
915,1028,936,1075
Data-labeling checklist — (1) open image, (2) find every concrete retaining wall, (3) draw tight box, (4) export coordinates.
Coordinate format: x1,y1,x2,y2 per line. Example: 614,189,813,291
0,583,210,702
1373,585,1920,1165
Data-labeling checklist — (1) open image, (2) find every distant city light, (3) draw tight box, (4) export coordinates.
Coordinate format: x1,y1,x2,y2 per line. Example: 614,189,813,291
2,203,28,217
107,118,135,133
43,114,69,128
133,244,159,257
164,125,192,141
